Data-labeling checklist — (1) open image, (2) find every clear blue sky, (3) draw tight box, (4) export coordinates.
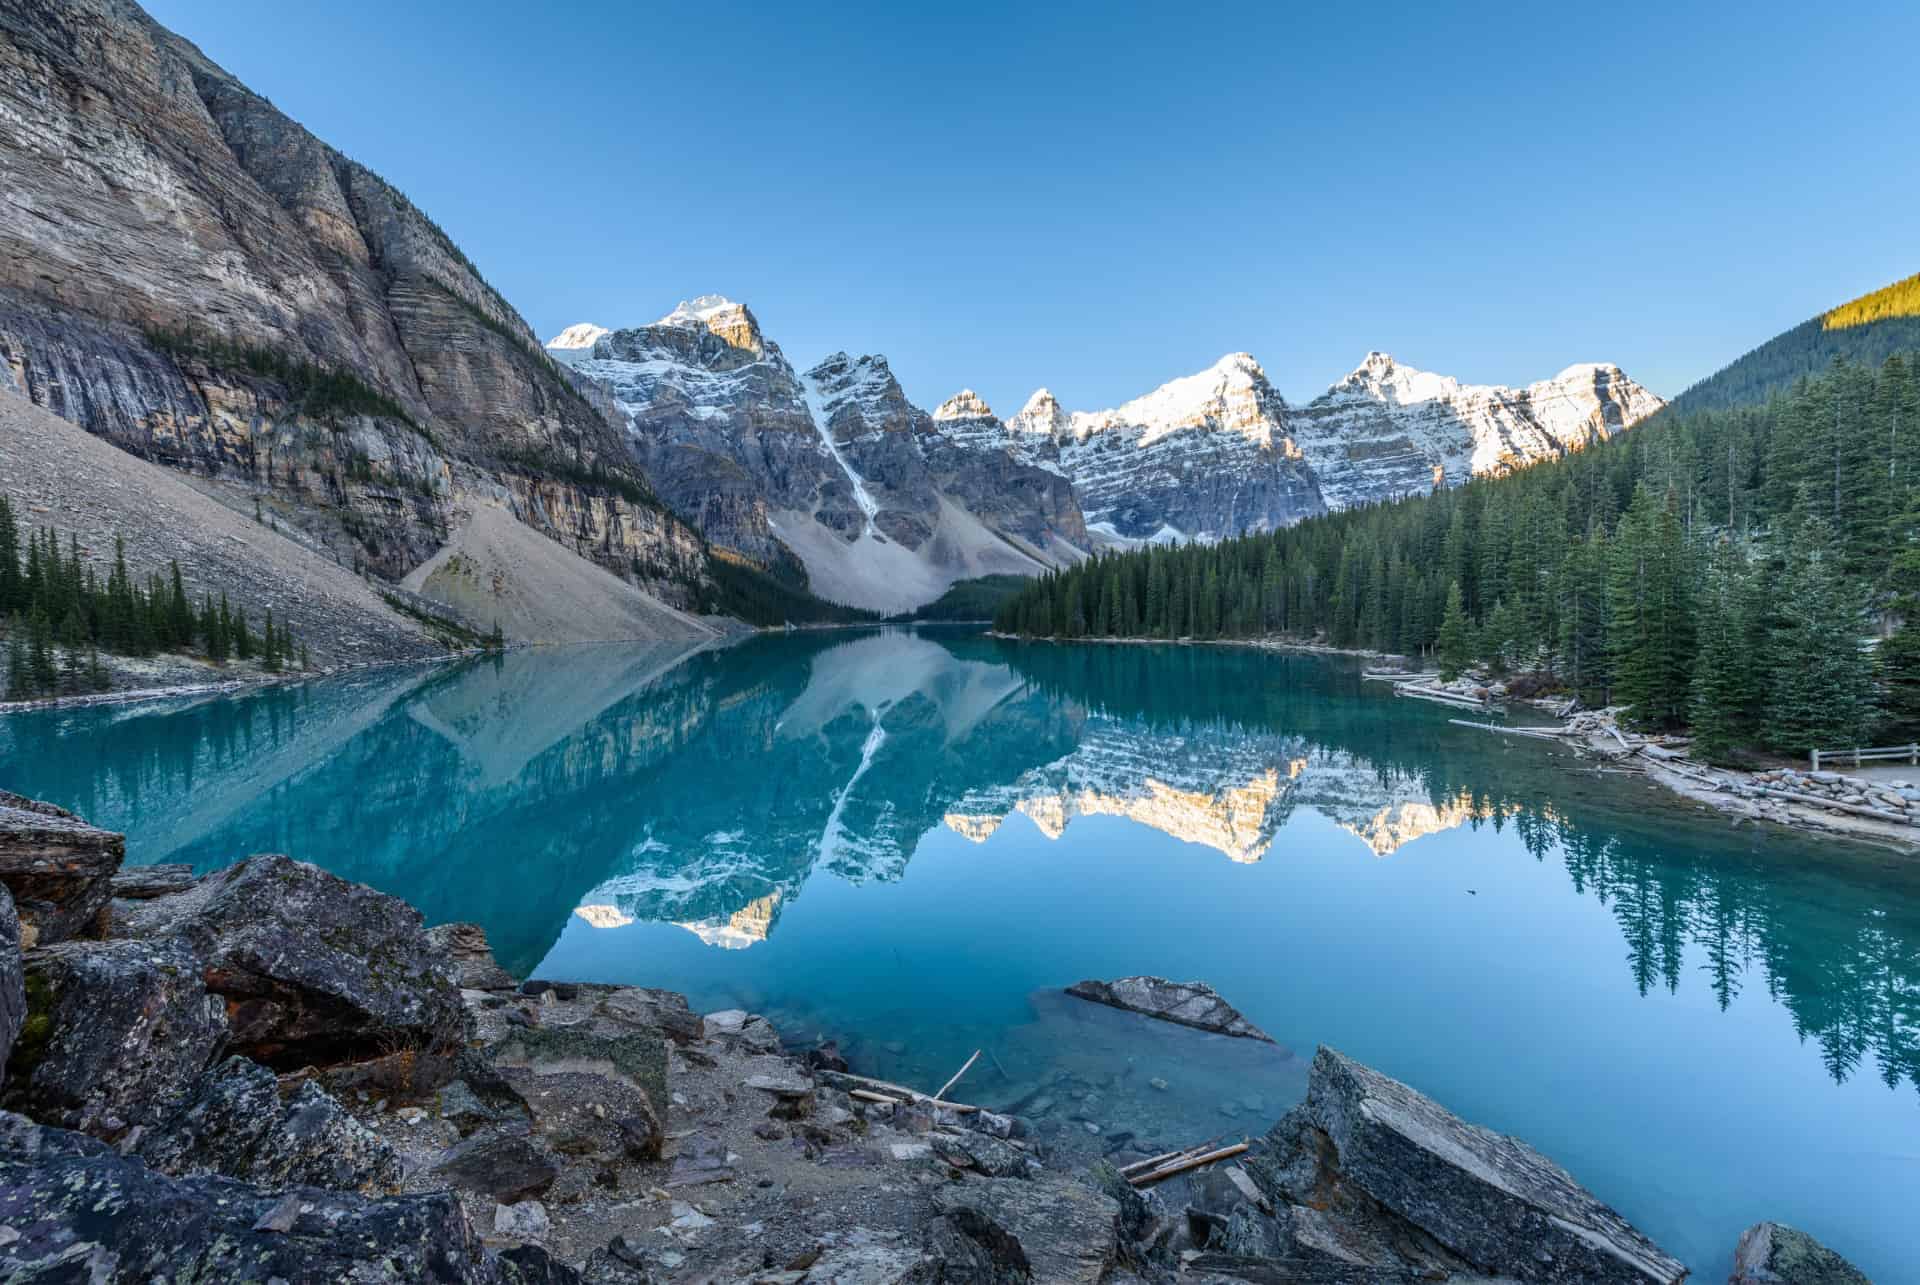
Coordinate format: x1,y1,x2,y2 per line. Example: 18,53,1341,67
148,0,1920,412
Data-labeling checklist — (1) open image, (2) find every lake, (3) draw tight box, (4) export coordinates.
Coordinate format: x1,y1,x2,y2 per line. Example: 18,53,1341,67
3,628,1918,1280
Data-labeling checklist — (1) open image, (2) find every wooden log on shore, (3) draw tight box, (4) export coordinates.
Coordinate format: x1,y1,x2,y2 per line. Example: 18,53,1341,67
1759,787,1915,825
849,1089,907,1106
1128,1141,1252,1187
1118,1148,1186,1177
824,1070,982,1112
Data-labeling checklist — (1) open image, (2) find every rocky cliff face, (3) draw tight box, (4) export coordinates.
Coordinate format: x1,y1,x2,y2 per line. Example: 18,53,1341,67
561,298,1088,612
0,0,706,600
1288,352,1665,510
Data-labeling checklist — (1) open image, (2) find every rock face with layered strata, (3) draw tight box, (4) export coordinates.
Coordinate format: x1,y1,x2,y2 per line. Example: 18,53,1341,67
0,790,124,946
0,0,706,607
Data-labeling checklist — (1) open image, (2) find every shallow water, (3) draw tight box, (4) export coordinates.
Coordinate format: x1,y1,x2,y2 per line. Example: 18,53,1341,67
4,628,1919,1279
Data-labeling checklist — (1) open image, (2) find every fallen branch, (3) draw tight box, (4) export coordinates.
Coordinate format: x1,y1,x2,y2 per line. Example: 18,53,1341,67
934,1050,981,1103
1128,1141,1251,1187
849,1088,907,1106
1448,719,1568,740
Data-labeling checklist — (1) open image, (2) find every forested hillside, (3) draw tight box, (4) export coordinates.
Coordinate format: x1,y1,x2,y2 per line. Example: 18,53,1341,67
996,352,1920,760
1668,271,1920,414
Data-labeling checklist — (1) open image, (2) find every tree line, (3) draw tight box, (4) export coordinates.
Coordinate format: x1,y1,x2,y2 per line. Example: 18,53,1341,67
994,352,1920,762
1,496,307,700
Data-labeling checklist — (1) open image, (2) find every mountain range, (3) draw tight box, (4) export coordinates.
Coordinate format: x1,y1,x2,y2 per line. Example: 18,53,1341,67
551,305,1662,610
0,0,1804,632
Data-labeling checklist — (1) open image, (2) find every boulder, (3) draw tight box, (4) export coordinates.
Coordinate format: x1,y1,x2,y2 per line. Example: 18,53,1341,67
928,1129,1035,1178
598,986,703,1045
1247,1047,1686,1284
0,790,123,945
4,938,227,1139
428,921,518,991
929,1174,1122,1283
433,1130,561,1203
110,862,197,900
0,886,22,1090
122,853,465,1067
136,1055,401,1194
1729,1222,1870,1285
0,1111,579,1283
1065,976,1275,1043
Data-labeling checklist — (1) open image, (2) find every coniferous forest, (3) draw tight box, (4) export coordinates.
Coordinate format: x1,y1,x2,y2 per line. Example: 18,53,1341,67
995,353,1920,762
0,496,306,700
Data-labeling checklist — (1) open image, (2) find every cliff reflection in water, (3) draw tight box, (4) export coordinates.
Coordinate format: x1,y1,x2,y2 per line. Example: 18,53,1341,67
3,629,1919,1096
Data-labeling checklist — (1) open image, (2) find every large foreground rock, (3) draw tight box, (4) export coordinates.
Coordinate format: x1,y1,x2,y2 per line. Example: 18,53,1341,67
1247,1047,1686,1284
0,1111,575,1283
1729,1221,1870,1285
122,854,465,1067
0,791,123,945
0,886,22,1089
930,1174,1123,1283
428,921,518,991
1065,975,1275,1043
3,938,227,1140
136,1056,401,1195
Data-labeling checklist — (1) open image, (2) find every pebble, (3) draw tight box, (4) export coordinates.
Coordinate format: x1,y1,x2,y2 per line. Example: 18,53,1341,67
394,1106,426,1125
1149,1077,1169,1092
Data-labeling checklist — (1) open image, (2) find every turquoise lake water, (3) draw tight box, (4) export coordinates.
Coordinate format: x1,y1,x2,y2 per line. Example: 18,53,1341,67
3,628,1918,1279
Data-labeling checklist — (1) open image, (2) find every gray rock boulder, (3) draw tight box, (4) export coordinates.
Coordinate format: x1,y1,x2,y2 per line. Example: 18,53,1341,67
1065,976,1275,1043
1247,1047,1685,1284
3,938,227,1140
0,1110,578,1282
110,862,197,900
1729,1222,1870,1285
929,1174,1123,1283
428,920,518,991
0,886,22,1090
136,1055,401,1194
0,790,123,945
432,1130,561,1203
122,853,465,1067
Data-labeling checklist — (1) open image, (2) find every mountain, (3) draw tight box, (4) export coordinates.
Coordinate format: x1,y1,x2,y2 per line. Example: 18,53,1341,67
1668,269,1920,414
557,298,1087,614
544,323,609,366
1288,353,1664,511
0,0,709,635
934,351,1661,544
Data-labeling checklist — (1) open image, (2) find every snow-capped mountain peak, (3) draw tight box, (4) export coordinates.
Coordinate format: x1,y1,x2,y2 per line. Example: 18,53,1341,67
933,390,995,422
1073,352,1283,450
654,295,764,354
546,322,609,351
1008,389,1069,438
544,322,610,365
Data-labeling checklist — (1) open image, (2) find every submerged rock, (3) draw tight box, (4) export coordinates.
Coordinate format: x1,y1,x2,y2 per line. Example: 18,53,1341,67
1245,1046,1686,1284
121,853,465,1067
0,1111,578,1283
1729,1221,1870,1285
136,1055,401,1194
0,790,123,945
1065,975,1276,1043
4,938,227,1140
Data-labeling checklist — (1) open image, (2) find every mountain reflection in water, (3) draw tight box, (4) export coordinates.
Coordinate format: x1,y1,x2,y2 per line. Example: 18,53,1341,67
6,628,1918,1108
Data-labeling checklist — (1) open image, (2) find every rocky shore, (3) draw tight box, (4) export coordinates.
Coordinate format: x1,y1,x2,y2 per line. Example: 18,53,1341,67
0,790,1874,1282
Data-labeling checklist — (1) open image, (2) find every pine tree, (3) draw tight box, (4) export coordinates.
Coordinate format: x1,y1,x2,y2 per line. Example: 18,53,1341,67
1764,515,1876,754
1436,581,1472,680
0,496,20,615
262,608,279,672
1688,542,1758,762
4,619,27,699
1608,487,1694,729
